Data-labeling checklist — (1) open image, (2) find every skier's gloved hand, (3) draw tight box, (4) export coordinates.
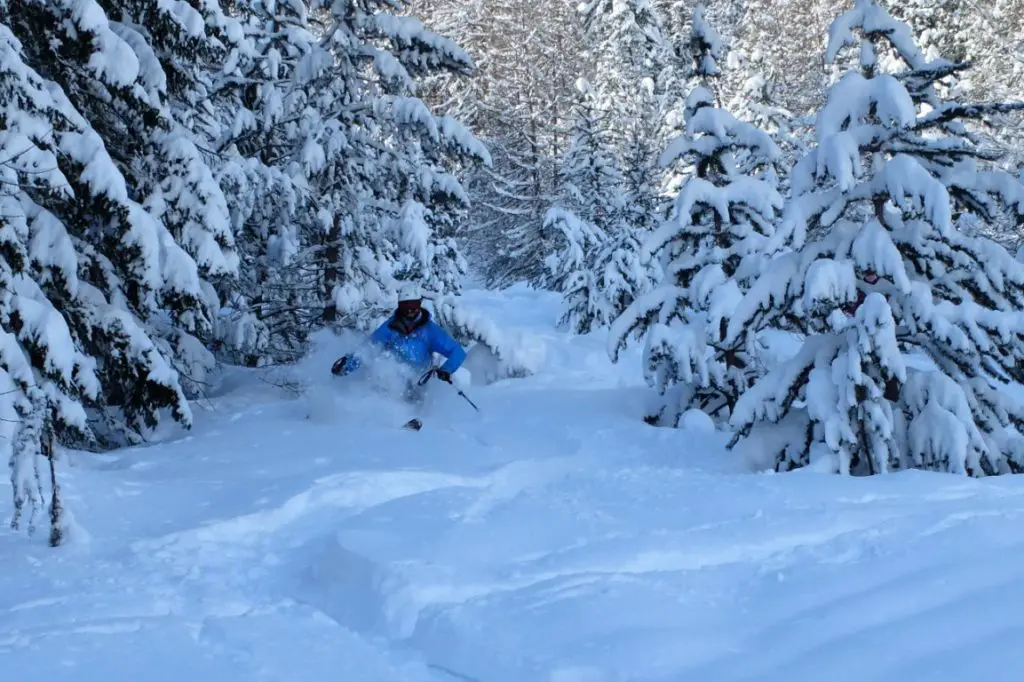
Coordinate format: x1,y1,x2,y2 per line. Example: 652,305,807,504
331,355,349,376
435,369,452,383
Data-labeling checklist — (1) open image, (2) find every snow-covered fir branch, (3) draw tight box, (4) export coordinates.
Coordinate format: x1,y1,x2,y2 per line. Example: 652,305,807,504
431,295,542,381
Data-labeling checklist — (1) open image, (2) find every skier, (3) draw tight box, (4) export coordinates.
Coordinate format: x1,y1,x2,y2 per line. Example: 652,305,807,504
331,284,466,420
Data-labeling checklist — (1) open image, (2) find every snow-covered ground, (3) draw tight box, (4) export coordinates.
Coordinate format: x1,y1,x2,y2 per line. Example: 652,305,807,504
4,285,1024,682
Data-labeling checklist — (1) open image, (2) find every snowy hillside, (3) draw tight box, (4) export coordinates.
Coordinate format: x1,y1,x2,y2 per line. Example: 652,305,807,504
4,287,1024,682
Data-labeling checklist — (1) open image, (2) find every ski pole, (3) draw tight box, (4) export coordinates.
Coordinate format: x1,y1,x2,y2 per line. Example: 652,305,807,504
454,388,480,412
417,368,480,412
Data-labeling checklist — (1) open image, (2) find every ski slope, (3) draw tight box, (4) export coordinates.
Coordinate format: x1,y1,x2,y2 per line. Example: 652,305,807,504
4,285,1024,682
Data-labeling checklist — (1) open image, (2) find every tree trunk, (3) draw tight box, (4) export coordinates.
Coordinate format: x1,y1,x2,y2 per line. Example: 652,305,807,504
45,420,64,547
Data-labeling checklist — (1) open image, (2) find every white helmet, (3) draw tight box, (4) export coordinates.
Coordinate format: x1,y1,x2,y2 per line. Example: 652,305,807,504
396,282,423,303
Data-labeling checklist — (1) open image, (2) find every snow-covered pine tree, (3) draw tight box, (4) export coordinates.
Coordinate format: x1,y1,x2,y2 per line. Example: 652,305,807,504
581,0,674,82
375,106,489,298
8,0,244,404
543,80,627,334
554,80,625,234
197,0,357,364
1,21,106,542
658,2,727,199
589,222,662,341
572,1,676,329
192,0,313,367
564,92,666,338
726,0,1024,476
725,50,809,198
619,83,670,231
608,6,784,426
1,1,237,446
588,97,665,337
544,208,606,332
210,157,303,366
412,0,504,283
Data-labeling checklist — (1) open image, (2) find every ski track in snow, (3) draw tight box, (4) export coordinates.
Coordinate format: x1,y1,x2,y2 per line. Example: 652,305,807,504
4,285,1024,681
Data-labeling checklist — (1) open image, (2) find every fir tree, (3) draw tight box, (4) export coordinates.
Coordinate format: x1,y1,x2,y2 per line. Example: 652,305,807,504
307,6,487,326
544,208,606,333
1,1,228,446
1,21,102,540
594,88,666,330
8,0,242,399
558,91,663,338
726,0,1024,476
609,7,784,426
545,81,626,334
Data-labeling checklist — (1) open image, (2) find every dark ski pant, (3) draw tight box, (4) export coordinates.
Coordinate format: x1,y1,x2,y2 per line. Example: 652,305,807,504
404,379,427,406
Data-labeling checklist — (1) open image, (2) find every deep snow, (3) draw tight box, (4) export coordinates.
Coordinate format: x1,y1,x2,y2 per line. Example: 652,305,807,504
3,285,1024,682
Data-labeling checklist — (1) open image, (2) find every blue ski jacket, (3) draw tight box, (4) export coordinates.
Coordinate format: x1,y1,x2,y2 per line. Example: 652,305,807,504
340,310,466,376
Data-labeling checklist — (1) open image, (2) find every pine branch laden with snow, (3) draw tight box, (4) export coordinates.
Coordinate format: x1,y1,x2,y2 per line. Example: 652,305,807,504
727,2,1024,476
817,0,1024,231
369,12,475,82
542,206,611,335
146,131,239,285
591,223,662,336
688,3,725,82
431,296,540,380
